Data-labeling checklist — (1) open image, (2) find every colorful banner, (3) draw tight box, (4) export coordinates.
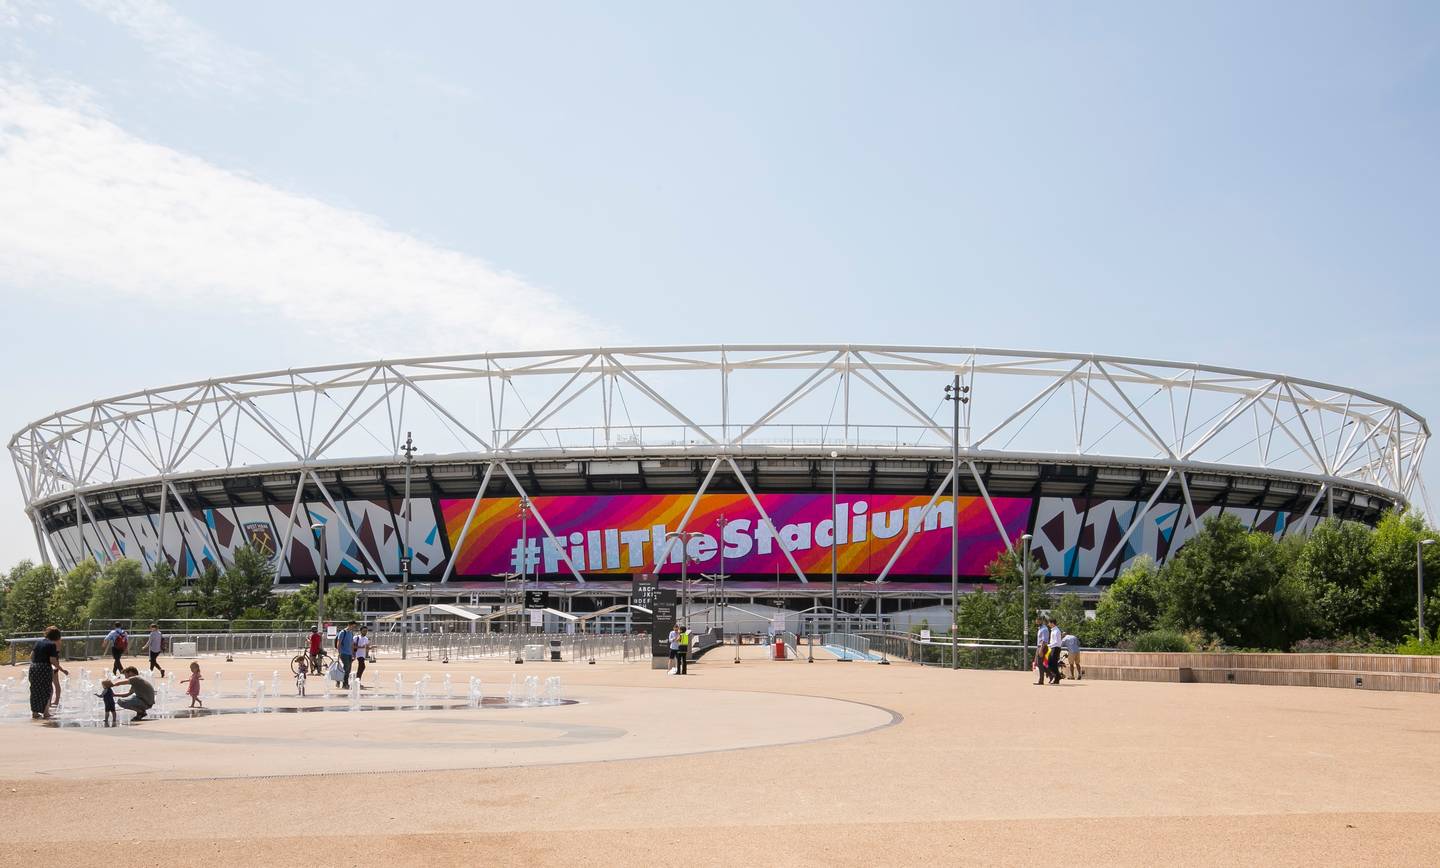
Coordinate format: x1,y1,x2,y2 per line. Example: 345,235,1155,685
440,492,1031,578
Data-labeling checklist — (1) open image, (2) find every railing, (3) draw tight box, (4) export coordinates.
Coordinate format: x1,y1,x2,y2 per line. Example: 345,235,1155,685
7,629,650,665
823,632,873,657
366,631,650,663
494,423,947,453
862,630,1029,669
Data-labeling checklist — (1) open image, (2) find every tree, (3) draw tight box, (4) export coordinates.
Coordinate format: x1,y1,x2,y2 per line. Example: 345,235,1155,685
191,563,223,617
133,565,182,623
1366,511,1440,641
84,559,146,622
1,561,59,636
1092,556,1167,646
215,545,276,620
1291,519,1375,638
1163,514,1311,649
275,583,318,625
1050,593,1094,645
47,560,101,630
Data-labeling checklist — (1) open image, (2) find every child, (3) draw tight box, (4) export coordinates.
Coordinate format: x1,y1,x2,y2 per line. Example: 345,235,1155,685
96,679,117,727
296,656,308,697
185,661,204,708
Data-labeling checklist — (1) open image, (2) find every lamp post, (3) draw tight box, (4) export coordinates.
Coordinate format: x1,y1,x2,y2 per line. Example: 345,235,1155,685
352,578,376,623
944,374,970,670
517,496,531,641
1020,533,1033,665
309,522,327,633
829,450,839,645
664,530,703,626
1419,538,1436,641
397,582,415,659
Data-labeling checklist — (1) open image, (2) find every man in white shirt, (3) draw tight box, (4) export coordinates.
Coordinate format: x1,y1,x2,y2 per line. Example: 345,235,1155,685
354,627,370,687
1033,617,1050,685
1046,618,1064,685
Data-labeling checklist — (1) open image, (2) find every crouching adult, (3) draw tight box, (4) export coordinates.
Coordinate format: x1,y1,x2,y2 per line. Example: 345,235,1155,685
113,666,155,721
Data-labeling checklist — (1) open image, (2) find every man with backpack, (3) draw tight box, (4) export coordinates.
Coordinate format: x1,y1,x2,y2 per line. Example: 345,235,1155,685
103,622,128,675
335,621,357,689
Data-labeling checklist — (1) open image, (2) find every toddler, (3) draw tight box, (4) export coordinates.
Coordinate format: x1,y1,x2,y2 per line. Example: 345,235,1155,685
185,661,204,708
296,657,308,696
96,679,117,727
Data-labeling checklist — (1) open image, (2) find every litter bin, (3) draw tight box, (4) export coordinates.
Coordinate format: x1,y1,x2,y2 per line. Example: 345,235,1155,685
549,639,563,662
774,638,786,660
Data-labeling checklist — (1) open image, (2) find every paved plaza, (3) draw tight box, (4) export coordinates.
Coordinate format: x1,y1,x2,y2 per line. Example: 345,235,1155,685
2,648,1440,866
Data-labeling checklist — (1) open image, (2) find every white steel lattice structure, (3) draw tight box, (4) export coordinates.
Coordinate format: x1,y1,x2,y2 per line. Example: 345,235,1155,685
9,345,1430,590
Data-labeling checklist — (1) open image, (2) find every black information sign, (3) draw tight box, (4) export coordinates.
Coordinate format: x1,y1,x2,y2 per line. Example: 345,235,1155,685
631,574,658,632
649,589,678,658
524,590,549,609
174,600,199,609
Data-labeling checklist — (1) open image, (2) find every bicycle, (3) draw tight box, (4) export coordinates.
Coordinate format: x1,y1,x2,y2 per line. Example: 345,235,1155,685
290,648,330,677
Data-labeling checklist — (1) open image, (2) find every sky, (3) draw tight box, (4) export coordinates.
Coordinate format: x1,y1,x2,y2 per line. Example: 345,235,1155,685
1,1,1437,566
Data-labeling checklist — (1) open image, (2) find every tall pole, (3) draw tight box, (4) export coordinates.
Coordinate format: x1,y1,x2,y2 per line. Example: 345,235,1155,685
830,450,838,640
311,523,327,633
519,497,530,639
400,432,416,660
944,374,968,670
1021,533,1032,666
1419,539,1435,641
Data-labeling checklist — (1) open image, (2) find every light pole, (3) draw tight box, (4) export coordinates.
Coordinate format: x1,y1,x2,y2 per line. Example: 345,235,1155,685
944,375,970,670
1419,538,1435,641
352,578,376,623
397,581,415,659
664,530,703,626
310,522,327,633
517,497,531,640
829,450,839,643
1020,533,1033,666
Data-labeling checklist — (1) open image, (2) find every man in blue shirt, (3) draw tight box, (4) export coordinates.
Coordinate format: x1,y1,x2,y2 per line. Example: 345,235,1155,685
103,622,128,675
335,621,357,689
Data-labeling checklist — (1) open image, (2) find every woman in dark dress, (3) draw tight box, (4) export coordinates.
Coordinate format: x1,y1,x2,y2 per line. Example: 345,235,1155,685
29,626,66,719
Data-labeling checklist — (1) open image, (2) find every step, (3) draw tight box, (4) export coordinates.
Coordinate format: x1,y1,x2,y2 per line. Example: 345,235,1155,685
1082,664,1440,694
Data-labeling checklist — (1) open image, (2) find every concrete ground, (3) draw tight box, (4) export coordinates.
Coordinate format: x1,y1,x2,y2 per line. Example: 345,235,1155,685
2,645,1440,866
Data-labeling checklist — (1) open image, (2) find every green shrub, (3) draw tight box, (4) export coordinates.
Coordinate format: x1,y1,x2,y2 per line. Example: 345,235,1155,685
1292,634,1393,655
1130,629,1194,653
1395,637,1440,656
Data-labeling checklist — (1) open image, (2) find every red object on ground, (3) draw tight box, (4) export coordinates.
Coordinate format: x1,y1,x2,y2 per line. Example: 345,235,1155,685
774,639,786,660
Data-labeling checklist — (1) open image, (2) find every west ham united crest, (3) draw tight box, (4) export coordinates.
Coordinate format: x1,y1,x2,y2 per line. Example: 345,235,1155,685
244,521,279,562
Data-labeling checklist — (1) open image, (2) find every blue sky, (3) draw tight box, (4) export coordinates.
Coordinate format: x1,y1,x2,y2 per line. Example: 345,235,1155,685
1,1,1437,564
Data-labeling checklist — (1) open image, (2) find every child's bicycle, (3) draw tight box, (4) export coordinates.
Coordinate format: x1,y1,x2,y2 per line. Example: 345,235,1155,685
290,649,330,677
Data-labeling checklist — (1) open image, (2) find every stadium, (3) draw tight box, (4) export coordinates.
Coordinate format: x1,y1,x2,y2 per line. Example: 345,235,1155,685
7,345,1430,613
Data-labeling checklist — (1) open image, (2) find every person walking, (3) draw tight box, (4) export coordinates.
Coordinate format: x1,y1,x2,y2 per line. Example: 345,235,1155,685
145,623,167,678
1062,630,1082,681
29,626,66,720
184,661,204,708
1033,617,1050,685
112,666,155,722
677,624,690,675
1046,618,1064,685
103,622,128,675
335,621,357,689
667,624,680,674
307,627,323,672
354,626,370,686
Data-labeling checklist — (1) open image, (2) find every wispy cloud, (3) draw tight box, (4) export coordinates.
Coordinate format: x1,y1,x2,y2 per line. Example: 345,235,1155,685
0,75,602,354
77,0,269,95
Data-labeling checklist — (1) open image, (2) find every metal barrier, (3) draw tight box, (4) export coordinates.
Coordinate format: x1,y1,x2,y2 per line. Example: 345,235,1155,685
7,630,649,665
366,631,650,663
822,632,872,657
861,630,1029,669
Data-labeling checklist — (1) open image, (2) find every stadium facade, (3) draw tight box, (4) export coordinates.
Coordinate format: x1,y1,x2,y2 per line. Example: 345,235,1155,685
8,346,1429,601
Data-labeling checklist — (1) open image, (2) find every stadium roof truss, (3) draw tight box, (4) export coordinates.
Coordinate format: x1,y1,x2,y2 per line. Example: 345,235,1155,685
10,346,1430,585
